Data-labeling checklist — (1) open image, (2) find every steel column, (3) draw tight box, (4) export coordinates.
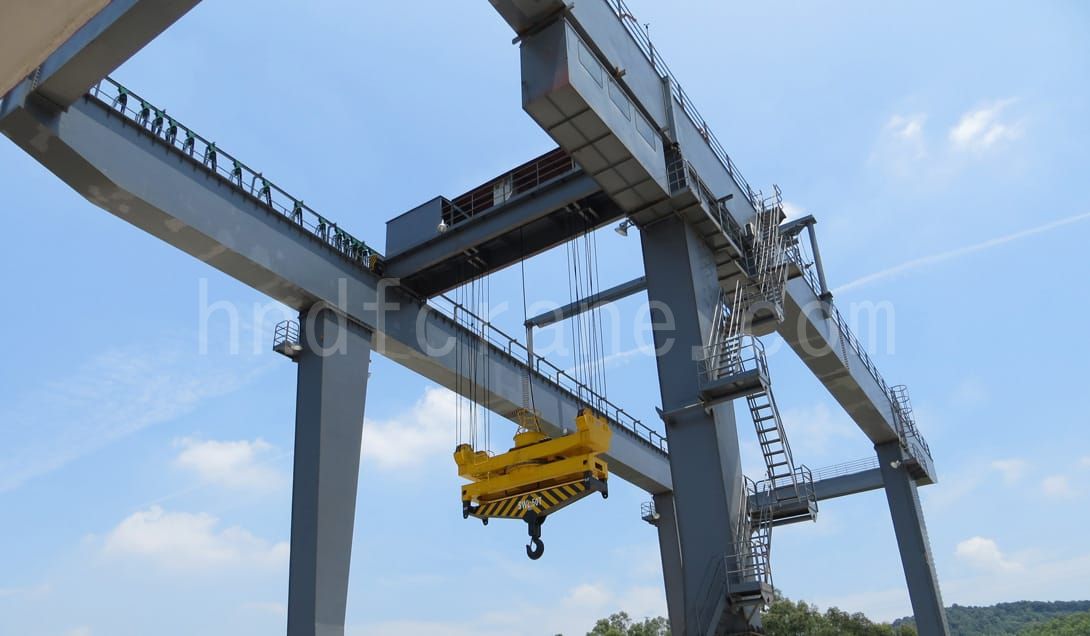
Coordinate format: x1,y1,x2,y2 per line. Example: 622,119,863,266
287,306,372,636
652,492,686,635
876,441,950,636
641,216,749,634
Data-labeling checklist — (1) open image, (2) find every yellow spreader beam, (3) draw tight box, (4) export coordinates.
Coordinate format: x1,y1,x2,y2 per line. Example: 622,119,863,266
453,408,611,559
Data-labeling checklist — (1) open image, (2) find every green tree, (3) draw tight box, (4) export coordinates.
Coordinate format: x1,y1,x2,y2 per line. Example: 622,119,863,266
761,597,917,636
587,611,670,636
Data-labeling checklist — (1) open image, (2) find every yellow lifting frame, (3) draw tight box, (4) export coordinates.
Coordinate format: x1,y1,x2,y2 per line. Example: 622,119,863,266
454,408,611,505
453,408,612,560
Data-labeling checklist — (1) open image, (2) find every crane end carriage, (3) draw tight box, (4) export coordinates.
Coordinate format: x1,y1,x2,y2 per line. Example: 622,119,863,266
454,408,611,559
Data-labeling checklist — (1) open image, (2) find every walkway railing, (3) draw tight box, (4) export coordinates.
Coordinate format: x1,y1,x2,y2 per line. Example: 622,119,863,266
89,77,384,270
87,77,665,456
429,294,669,455
605,0,759,208
443,148,576,226
784,237,932,461
810,456,880,482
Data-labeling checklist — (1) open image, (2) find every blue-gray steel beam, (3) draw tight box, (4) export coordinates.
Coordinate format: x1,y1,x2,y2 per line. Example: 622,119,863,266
384,171,626,297
0,94,672,494
287,308,372,636
876,442,950,635
525,275,646,328
0,0,199,117
652,492,686,636
641,216,751,635
751,468,885,526
489,0,937,484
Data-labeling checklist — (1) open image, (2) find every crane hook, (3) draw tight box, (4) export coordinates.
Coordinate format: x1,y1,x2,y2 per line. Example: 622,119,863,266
526,536,545,560
525,513,545,560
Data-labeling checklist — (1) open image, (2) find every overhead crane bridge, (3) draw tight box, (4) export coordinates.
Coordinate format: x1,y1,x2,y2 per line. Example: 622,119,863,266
0,0,947,634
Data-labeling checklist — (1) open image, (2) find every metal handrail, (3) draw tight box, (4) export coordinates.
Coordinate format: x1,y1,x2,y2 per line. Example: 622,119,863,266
89,77,383,269
755,464,815,499
784,245,899,415
891,385,932,459
273,320,300,348
700,333,764,383
810,457,881,482
640,500,657,521
86,79,670,455
428,294,668,455
604,0,760,208
443,149,576,225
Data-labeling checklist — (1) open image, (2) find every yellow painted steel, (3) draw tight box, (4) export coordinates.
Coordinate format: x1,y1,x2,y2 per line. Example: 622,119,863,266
454,408,610,509
473,479,592,519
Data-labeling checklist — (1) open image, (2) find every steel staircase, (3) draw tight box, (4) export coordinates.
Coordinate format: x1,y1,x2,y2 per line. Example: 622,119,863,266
695,478,776,635
747,386,797,490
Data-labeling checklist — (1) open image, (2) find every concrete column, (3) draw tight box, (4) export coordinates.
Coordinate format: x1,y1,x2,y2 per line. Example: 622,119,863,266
876,441,950,636
652,492,686,635
641,216,750,634
287,306,373,636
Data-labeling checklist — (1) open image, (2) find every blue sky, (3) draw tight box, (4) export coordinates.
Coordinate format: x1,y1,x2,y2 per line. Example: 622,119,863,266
2,1,1089,634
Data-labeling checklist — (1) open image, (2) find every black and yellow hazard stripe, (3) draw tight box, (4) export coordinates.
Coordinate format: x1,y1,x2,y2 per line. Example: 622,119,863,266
471,480,597,520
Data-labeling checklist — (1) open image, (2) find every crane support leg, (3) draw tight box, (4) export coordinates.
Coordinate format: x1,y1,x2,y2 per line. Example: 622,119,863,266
287,306,372,636
642,217,751,634
652,492,686,635
876,441,950,636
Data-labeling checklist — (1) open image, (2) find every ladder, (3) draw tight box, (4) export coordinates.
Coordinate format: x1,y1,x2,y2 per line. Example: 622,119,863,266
749,185,790,311
747,387,797,489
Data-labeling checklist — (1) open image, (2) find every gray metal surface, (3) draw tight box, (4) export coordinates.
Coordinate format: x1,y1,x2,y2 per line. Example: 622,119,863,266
384,168,625,297
877,442,950,635
652,492,686,636
751,467,884,527
641,216,751,634
287,309,372,636
491,0,937,487
0,93,672,493
525,275,647,328
0,0,199,117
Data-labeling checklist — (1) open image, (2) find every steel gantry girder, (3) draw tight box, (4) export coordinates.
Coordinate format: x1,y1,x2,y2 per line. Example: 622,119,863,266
486,0,947,633
1,0,950,634
0,64,906,635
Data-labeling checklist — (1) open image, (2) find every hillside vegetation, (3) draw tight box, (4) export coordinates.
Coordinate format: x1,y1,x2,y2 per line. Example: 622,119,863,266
586,598,1090,635
894,600,1090,635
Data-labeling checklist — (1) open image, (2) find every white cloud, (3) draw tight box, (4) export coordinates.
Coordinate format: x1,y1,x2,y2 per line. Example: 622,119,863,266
563,582,612,609
362,386,457,471
888,114,926,142
879,114,928,161
990,459,1027,485
843,549,1090,621
1041,475,1074,499
102,506,288,571
173,438,285,491
65,628,92,636
949,99,1022,151
1080,456,1090,470
0,343,267,492
955,536,1021,572
348,580,664,636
